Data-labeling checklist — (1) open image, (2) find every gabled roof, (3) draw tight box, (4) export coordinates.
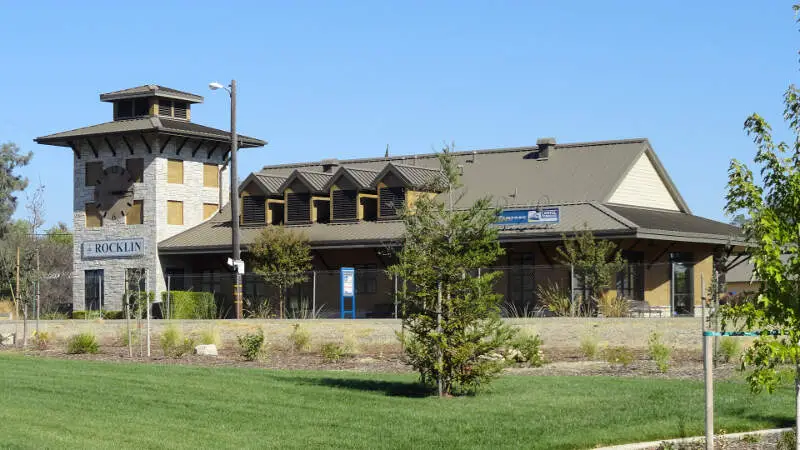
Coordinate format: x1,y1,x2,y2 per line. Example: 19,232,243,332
35,116,266,148
374,163,447,190
239,173,287,196
99,85,204,103
278,170,333,194
324,166,380,190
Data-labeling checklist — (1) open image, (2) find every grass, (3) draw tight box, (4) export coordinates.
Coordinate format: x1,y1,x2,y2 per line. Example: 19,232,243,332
0,354,794,449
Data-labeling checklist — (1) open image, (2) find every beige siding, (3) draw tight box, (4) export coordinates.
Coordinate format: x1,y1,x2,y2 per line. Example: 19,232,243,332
608,152,680,211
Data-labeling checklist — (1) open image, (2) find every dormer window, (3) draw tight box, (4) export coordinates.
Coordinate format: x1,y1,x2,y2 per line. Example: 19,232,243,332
242,196,266,224
114,98,151,120
286,192,311,224
332,189,358,221
379,186,405,218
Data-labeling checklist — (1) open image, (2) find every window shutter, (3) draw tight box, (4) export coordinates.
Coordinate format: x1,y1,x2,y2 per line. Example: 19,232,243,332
286,193,311,223
379,187,405,218
85,203,102,228
203,203,218,220
173,102,188,119
332,190,357,220
242,196,266,224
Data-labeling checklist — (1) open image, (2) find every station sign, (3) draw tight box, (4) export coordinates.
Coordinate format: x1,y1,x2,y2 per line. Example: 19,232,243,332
82,238,145,259
496,208,560,226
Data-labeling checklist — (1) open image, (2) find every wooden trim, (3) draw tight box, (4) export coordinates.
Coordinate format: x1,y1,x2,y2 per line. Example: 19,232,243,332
191,140,204,157
159,135,172,154
207,142,220,159
175,138,189,155
139,133,152,153
103,137,116,157
86,139,99,158
121,135,135,155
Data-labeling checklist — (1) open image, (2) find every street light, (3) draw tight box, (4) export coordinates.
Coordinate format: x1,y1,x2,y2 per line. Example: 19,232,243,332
209,79,243,319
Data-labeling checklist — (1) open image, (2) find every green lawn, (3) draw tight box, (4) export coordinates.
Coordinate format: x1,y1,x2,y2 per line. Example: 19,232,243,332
0,354,792,449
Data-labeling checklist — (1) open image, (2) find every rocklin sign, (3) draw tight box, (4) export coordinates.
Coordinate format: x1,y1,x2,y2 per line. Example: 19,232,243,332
82,238,145,259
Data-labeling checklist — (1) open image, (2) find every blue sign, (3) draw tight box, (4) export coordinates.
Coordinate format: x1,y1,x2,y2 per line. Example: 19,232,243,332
496,208,559,225
340,267,356,319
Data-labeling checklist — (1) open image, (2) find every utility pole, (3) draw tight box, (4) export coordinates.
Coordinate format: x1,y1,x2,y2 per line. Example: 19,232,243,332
230,79,243,320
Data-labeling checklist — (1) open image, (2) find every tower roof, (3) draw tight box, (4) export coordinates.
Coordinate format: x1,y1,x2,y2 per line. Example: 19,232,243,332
99,85,203,104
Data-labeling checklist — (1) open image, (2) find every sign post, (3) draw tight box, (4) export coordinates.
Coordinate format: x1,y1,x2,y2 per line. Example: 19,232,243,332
340,267,356,319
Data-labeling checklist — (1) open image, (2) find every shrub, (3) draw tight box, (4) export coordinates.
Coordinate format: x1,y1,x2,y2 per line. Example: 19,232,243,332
605,346,633,367
237,329,265,361
160,326,194,358
198,327,221,348
71,310,123,320
537,281,575,317
41,312,69,320
116,327,138,347
718,337,741,363
321,342,346,362
647,332,670,373
161,291,215,319
778,429,796,450
288,324,311,352
510,332,544,367
598,292,629,317
580,335,598,359
31,330,52,350
244,297,274,319
66,333,99,354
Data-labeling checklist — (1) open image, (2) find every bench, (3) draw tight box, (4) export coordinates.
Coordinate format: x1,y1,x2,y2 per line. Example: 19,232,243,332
628,300,662,318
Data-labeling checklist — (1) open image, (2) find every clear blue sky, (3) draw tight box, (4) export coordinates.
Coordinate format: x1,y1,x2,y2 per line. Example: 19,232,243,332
1,1,797,229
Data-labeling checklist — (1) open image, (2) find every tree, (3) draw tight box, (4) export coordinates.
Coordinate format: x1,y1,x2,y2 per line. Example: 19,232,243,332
557,227,626,311
0,142,32,237
389,145,513,396
722,5,800,439
248,227,313,319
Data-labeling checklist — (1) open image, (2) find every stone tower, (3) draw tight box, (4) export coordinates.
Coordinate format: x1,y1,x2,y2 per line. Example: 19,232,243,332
35,85,265,313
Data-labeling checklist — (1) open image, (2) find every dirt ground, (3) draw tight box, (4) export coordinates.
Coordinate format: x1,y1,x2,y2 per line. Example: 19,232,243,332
0,343,745,381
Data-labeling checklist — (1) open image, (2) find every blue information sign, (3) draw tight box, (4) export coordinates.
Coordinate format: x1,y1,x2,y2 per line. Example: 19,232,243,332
340,267,356,319
496,208,559,225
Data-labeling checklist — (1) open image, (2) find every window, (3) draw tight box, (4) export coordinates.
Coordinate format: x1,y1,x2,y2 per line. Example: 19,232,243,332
158,99,172,116
332,190,357,221
167,201,183,225
201,270,222,294
85,269,104,311
203,163,219,187
133,98,150,117
126,158,144,183
616,251,645,300
167,159,183,184
379,187,405,218
115,99,150,120
203,203,218,220
85,203,102,228
164,268,185,291
269,202,285,225
314,199,330,224
173,102,188,119
360,196,378,221
86,162,103,186
286,192,311,224
115,100,133,119
354,264,378,294
242,196,266,224
126,200,143,225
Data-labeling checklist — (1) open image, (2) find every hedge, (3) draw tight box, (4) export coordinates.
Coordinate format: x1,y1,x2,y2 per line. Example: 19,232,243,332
161,291,216,319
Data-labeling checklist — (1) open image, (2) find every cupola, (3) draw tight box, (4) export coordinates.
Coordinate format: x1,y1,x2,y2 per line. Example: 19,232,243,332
100,85,204,121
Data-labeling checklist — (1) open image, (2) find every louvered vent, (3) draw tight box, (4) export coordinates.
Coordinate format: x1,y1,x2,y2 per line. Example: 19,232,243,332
133,98,149,117
158,100,172,116
173,102,188,119
332,190,357,221
115,100,133,119
242,196,266,224
379,187,405,218
286,193,311,223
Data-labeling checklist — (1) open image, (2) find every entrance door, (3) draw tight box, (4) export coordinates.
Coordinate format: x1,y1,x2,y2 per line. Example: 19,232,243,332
85,269,104,311
671,260,694,316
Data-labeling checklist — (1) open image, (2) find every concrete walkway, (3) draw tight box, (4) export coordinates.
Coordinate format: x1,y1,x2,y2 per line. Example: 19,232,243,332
595,427,792,450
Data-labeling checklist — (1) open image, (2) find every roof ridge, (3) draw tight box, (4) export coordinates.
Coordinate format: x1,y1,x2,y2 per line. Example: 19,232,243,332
259,138,649,171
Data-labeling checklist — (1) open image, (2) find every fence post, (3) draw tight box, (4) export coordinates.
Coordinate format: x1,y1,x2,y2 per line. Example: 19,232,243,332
704,332,714,450
312,271,317,317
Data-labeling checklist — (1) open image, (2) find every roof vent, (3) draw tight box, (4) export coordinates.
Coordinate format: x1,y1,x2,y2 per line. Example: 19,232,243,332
532,137,556,160
321,158,340,173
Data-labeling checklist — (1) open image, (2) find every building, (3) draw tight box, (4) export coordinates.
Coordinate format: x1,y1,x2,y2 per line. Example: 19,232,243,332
35,85,266,311
37,85,747,318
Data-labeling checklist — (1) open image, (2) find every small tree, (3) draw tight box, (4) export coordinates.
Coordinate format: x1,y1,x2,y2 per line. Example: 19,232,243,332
249,227,313,319
389,145,513,396
557,227,626,313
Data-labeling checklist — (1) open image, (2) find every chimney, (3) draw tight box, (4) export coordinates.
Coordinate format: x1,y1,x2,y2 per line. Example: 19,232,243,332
320,158,340,173
535,137,556,159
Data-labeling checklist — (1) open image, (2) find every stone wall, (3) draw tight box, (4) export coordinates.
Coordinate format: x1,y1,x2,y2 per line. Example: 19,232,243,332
0,318,715,355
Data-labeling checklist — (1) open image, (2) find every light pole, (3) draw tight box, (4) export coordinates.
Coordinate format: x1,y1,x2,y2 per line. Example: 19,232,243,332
209,80,243,319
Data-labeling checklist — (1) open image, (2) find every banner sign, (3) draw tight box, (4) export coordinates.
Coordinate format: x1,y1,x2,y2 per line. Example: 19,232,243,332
82,238,145,259
496,208,560,226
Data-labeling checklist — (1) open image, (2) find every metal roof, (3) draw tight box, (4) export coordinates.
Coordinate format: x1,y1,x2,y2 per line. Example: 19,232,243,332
99,85,204,103
277,170,333,194
35,116,266,148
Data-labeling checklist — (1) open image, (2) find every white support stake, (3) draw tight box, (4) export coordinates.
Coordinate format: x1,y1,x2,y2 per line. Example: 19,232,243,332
704,333,714,450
